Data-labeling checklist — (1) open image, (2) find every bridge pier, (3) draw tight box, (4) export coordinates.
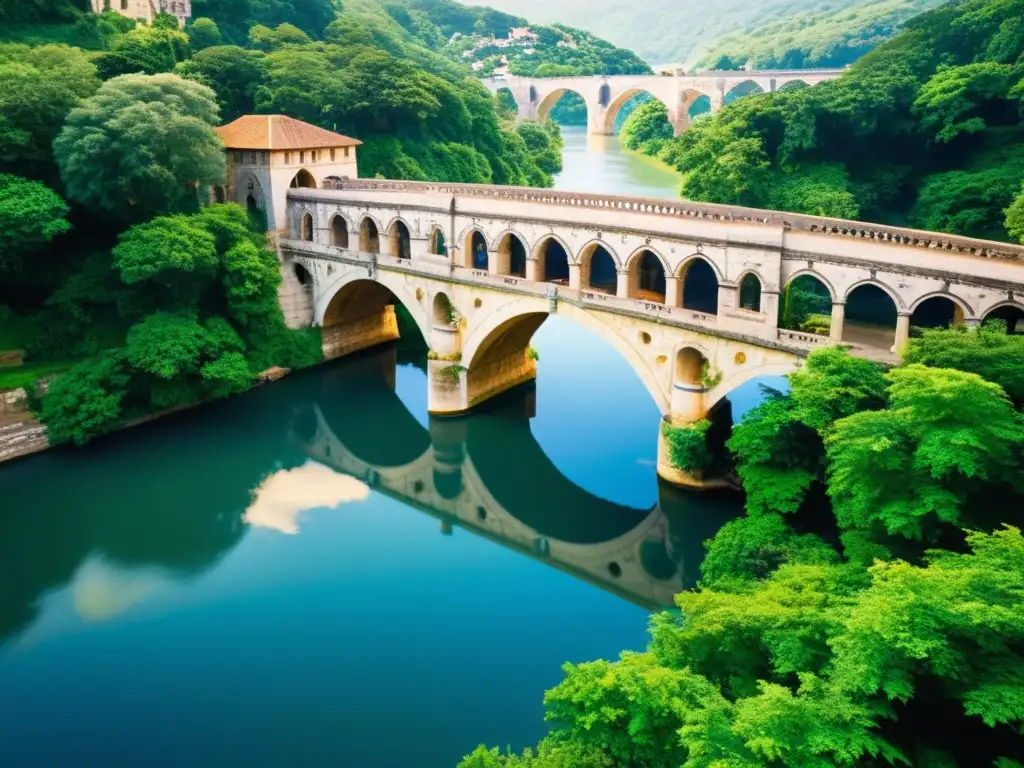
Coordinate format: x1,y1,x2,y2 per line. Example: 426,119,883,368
830,302,845,342
428,350,537,416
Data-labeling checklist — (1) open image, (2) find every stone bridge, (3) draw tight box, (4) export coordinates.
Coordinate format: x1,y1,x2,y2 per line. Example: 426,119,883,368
483,69,844,135
277,179,1024,485
292,346,735,608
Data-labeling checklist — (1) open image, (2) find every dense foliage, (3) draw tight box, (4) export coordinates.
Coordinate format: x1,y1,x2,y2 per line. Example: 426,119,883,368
695,0,941,70
466,328,1024,766
620,0,1024,242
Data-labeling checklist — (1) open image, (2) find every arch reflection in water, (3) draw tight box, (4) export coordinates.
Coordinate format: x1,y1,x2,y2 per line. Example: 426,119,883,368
293,345,737,608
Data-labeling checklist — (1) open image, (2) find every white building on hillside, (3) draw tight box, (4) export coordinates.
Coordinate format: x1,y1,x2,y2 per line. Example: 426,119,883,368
91,0,191,26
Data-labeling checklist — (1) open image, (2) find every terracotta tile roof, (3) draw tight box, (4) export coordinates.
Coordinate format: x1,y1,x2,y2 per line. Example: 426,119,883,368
215,115,362,151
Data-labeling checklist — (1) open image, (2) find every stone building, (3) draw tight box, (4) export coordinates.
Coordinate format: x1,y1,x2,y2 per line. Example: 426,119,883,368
214,115,361,232
91,0,191,27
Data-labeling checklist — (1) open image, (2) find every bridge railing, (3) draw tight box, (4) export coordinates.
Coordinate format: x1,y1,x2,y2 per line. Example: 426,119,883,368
307,181,1024,262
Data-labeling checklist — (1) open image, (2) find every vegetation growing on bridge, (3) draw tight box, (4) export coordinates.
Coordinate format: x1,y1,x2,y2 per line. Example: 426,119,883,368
621,0,1024,242
463,330,1024,767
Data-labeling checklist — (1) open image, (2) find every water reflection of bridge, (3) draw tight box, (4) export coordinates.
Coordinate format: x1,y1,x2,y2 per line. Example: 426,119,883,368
293,346,737,609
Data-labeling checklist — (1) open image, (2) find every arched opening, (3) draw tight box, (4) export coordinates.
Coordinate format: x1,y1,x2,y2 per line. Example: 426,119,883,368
780,274,832,333
496,87,518,115
738,273,762,312
359,218,380,254
630,250,666,302
674,347,706,387
429,228,447,256
432,292,454,327
320,279,425,361
537,88,587,125
497,232,528,277
388,220,411,260
300,212,313,242
724,80,765,105
535,237,570,285
603,89,666,135
843,284,898,349
983,304,1024,334
289,168,316,189
331,215,349,248
680,257,719,314
582,243,617,294
293,263,312,288
910,296,963,331
213,187,225,203
465,229,489,270
778,80,809,92
687,93,711,118
245,193,257,212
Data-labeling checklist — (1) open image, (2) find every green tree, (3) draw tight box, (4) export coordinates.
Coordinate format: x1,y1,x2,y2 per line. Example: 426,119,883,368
913,62,1020,142
678,121,771,206
54,74,225,222
96,24,191,78
620,99,673,152
827,364,1024,539
0,174,70,275
38,351,130,445
187,17,223,50
0,43,99,178
1007,185,1024,243
175,45,266,122
247,22,311,51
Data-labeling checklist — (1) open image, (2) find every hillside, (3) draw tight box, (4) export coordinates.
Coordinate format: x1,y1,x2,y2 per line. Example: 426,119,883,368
694,0,943,69
462,0,878,65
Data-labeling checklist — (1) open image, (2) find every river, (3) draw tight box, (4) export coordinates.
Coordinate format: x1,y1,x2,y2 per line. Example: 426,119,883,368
554,126,683,198
0,131,756,767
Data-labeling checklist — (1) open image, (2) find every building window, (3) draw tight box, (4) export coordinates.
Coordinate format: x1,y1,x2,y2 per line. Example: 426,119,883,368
344,147,350,159
330,149,336,161
234,151,243,163
312,150,318,163
299,151,305,164
120,0,128,8
284,152,291,164
261,151,269,165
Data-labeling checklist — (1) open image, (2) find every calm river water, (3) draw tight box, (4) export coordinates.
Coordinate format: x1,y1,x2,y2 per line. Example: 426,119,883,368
0,130,758,767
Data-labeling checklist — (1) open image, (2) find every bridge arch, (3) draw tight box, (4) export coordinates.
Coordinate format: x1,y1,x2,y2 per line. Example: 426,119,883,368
579,240,620,294
783,270,837,301
909,291,973,317
601,88,667,135
492,230,529,277
843,279,905,310
725,79,766,104
536,88,586,124
386,218,412,260
982,300,1024,333
330,213,350,248
627,247,668,302
533,234,572,284
777,79,810,92
314,271,431,344
358,215,382,254
678,255,721,314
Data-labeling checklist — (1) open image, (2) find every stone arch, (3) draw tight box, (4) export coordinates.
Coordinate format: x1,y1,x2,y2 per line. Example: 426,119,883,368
299,210,314,242
737,271,763,312
602,88,667,134
777,79,810,92
387,218,412,260
673,346,705,388
982,301,1024,334
493,230,529,277
725,80,766,104
243,192,255,210
842,281,900,349
783,269,837,301
293,261,313,287
705,361,802,410
432,291,454,327
684,90,712,118
909,293,971,329
533,234,571,284
358,215,381,254
428,226,447,256
678,255,720,314
536,88,586,123
315,271,431,343
627,248,667,302
289,168,317,189
780,272,834,332
461,298,669,414
330,214,350,248
579,240,619,294
463,227,489,270
496,86,518,112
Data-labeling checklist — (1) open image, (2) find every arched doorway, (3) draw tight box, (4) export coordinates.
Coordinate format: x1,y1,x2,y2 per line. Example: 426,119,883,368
389,220,411,260
359,218,380,254
300,212,313,242
780,274,832,333
536,237,570,284
843,284,898,349
245,194,257,212
630,250,666,302
465,230,488,270
738,273,762,312
582,244,617,294
331,215,349,248
290,169,316,189
984,304,1024,334
496,233,528,277
910,296,963,331
680,257,719,314
294,263,312,288
429,228,446,256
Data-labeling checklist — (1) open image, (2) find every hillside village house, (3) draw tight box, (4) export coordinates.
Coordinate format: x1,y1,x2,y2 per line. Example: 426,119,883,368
214,115,361,232
91,0,191,26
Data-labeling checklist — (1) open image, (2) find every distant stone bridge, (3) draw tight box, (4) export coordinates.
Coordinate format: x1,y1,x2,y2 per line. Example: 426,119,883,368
276,179,1024,486
483,69,845,135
